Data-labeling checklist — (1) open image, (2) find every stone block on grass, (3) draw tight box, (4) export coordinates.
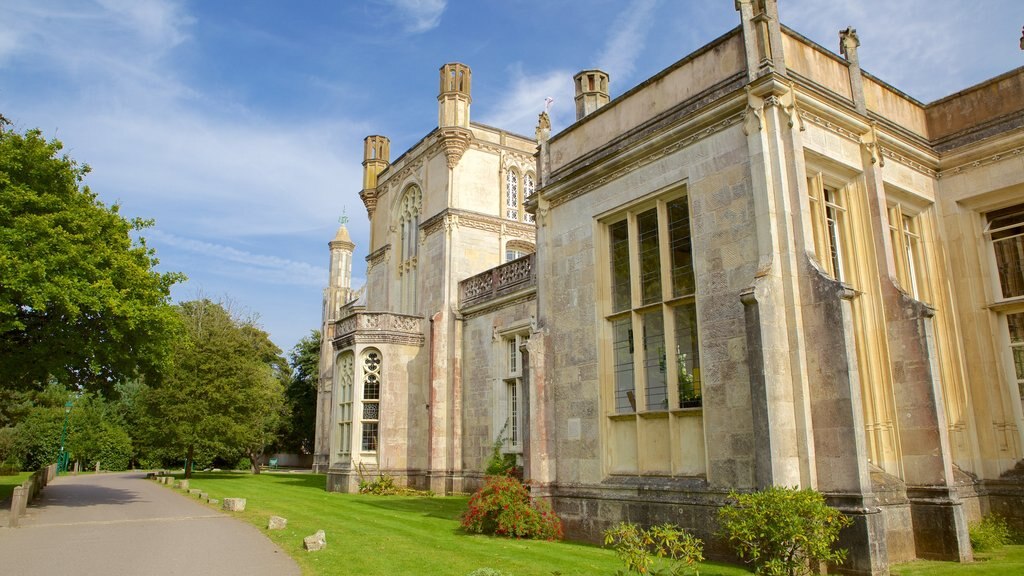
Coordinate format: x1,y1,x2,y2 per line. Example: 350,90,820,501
268,516,287,530
178,479,189,490
207,498,219,505
303,530,326,552
222,498,246,512
188,488,201,495
200,492,208,500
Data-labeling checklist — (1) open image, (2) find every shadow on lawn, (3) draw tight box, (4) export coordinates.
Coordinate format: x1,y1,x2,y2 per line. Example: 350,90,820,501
358,495,467,521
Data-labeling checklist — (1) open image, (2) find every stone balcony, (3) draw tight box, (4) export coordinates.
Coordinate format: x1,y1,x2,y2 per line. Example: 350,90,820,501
331,310,424,348
459,253,536,309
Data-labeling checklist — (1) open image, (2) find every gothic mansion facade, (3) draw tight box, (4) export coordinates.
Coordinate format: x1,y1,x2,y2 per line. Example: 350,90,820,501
315,3,1024,573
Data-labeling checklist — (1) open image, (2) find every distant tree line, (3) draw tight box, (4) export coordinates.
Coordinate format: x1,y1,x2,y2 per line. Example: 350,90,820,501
0,122,319,475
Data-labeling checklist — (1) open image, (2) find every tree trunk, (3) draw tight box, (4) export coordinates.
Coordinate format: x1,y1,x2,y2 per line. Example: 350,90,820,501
185,444,194,479
249,450,261,475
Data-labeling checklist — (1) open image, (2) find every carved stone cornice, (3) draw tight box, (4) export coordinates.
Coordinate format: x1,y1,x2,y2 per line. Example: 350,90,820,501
420,208,537,241
461,291,537,320
439,127,473,169
546,111,745,209
938,145,1024,179
366,245,390,267
359,187,378,220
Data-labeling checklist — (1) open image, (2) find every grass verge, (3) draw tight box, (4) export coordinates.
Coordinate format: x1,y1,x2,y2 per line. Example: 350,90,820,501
0,471,33,503
167,471,749,576
892,545,1024,576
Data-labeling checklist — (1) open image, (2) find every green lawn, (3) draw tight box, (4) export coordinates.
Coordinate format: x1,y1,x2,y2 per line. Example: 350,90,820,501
0,471,32,504
170,472,749,576
892,545,1024,576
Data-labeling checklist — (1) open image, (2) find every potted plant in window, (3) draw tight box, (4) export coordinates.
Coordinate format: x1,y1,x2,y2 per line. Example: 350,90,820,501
677,353,701,408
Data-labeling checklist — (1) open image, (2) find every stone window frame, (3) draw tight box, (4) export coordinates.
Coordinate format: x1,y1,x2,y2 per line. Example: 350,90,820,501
984,204,1024,411
503,166,537,224
498,332,529,453
885,195,931,303
600,189,700,415
360,348,382,453
336,351,355,460
504,240,535,263
985,204,1024,302
807,172,855,283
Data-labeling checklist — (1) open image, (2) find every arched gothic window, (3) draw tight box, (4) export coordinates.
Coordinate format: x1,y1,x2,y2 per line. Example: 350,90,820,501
505,170,519,221
398,186,422,314
360,349,382,452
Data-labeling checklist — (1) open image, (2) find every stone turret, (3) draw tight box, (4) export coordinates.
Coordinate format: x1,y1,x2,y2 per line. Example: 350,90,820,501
735,0,786,80
438,63,473,168
574,70,610,121
359,135,390,220
327,222,355,320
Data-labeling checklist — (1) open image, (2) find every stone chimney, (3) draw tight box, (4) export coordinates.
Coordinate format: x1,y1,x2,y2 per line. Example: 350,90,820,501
574,69,610,121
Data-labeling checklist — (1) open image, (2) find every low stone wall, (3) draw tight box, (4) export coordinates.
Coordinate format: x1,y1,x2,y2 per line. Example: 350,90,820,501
7,464,57,528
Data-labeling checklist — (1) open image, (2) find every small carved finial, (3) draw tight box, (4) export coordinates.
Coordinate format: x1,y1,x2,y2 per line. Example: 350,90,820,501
535,110,551,143
1019,26,1023,50
839,27,860,58
339,206,348,226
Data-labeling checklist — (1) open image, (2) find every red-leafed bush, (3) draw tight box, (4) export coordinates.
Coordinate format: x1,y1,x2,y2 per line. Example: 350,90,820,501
461,475,563,540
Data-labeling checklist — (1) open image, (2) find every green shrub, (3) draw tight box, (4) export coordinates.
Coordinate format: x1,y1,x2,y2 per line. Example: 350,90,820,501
604,522,704,575
484,426,519,478
235,457,252,471
969,514,1012,552
360,473,398,495
718,486,852,576
461,475,563,540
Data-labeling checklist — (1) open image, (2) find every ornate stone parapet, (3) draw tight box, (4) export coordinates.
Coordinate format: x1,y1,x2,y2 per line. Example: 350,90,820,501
459,253,536,308
332,311,424,348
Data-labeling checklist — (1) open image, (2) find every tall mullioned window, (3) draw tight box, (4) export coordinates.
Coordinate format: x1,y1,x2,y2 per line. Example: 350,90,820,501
398,186,422,314
888,203,925,301
336,352,354,457
987,205,1024,299
1009,313,1024,400
503,334,528,450
505,170,519,221
504,169,537,224
808,174,850,282
606,194,700,413
361,349,381,452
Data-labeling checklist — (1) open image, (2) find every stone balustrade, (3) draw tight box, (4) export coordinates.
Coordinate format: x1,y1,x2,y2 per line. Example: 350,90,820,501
459,253,536,308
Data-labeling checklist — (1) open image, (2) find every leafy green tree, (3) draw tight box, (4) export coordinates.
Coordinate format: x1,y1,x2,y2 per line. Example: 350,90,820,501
0,127,184,394
66,392,133,471
141,299,287,477
281,330,320,454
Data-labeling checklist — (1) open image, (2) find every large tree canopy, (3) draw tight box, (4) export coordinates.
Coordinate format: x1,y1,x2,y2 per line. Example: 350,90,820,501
0,127,184,393
141,299,287,477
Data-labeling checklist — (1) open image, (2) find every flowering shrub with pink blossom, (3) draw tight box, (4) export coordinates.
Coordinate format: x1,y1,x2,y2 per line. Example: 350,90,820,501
461,475,563,540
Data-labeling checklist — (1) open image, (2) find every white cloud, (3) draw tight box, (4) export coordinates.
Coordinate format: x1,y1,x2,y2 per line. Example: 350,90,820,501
478,64,576,137
779,0,1019,102
387,0,447,34
597,0,660,83
149,230,327,287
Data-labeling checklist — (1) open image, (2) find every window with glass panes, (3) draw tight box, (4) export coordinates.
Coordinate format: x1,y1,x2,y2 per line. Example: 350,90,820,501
987,205,1024,299
807,174,850,282
360,349,381,452
888,203,925,300
523,173,536,224
337,352,354,457
606,194,700,412
1009,313,1024,401
503,334,528,450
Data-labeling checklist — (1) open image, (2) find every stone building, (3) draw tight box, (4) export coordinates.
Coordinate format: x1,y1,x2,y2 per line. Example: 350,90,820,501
316,2,1024,573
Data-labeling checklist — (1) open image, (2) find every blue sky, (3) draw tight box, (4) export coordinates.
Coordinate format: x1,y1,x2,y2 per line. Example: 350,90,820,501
2,0,1020,353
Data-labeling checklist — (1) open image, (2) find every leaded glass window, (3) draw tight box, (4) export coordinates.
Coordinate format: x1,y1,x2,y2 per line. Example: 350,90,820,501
505,170,519,221
605,194,700,413
360,349,381,452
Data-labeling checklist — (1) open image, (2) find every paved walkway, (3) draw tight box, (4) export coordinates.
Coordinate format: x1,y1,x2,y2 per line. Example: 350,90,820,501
0,472,300,576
